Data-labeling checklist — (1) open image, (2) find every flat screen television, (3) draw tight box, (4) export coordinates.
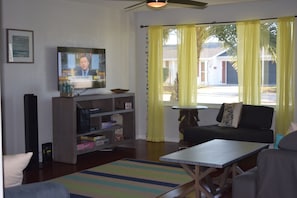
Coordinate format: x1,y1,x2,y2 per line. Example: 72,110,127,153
57,46,106,90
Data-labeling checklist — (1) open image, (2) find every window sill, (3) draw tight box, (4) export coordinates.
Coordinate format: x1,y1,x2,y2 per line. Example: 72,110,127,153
163,101,222,109
163,101,275,109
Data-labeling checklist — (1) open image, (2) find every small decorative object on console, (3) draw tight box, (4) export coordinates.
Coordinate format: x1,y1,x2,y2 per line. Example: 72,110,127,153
114,128,124,142
125,102,132,109
111,114,123,125
110,89,129,94
60,81,74,97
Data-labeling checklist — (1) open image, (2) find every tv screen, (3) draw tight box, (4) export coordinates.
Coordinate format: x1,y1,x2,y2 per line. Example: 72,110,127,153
57,47,106,90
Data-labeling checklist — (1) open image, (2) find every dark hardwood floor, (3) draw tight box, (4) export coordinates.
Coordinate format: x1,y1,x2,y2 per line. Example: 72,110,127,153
23,140,257,197
23,140,180,184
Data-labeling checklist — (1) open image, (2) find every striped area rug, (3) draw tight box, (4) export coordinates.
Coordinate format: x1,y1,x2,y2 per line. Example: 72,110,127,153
52,158,192,198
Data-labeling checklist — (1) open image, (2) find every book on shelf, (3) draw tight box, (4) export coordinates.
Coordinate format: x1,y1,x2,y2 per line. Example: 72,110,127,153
95,138,109,146
80,134,106,141
77,141,95,151
77,138,109,151
101,121,115,129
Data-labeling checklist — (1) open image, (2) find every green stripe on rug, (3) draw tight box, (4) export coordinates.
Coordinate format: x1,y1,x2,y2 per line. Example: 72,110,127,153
90,160,190,185
52,159,192,198
111,160,187,175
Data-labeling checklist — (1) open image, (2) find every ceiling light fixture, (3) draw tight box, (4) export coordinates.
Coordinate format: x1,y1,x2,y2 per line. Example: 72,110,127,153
147,0,168,8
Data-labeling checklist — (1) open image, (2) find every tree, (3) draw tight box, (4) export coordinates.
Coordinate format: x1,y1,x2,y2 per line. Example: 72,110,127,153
208,22,277,60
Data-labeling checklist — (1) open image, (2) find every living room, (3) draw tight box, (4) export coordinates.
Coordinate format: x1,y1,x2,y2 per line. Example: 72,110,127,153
1,0,297,197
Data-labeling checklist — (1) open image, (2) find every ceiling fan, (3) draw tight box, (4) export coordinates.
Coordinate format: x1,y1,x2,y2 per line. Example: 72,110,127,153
124,0,208,10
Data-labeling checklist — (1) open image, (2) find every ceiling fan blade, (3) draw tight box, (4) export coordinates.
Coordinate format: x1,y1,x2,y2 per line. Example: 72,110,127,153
168,0,207,8
124,1,146,10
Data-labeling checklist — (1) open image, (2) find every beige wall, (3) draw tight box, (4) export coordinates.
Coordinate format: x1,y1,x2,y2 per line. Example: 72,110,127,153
1,0,136,156
0,0,4,194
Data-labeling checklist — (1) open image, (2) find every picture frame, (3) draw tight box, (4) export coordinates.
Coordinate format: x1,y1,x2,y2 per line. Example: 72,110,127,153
6,29,34,63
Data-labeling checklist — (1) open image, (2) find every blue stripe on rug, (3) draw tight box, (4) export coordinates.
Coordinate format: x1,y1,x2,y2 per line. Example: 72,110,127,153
81,170,178,188
124,158,181,168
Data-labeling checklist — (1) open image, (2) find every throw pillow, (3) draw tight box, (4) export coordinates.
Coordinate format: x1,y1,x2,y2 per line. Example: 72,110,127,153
287,122,297,133
3,152,33,188
278,131,297,151
219,102,243,128
232,102,243,127
274,133,284,149
218,103,233,127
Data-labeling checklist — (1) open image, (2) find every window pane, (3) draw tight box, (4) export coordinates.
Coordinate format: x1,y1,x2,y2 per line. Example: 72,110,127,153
162,21,276,105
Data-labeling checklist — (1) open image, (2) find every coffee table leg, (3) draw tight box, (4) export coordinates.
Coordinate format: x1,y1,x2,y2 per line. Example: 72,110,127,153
194,165,201,198
232,163,244,177
195,166,215,198
180,164,216,198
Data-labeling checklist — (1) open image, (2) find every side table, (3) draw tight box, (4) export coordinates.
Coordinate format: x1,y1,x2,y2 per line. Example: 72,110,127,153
172,105,208,134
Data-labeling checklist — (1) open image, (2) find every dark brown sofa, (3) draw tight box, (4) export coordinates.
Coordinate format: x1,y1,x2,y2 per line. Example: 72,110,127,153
183,104,274,145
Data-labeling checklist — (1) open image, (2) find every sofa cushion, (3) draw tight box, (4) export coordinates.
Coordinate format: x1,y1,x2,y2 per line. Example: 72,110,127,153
4,152,33,188
183,125,274,145
216,104,225,122
278,131,297,151
217,104,274,129
239,105,274,129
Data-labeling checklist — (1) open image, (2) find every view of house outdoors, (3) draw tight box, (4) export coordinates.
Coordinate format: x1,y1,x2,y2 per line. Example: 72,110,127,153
162,22,277,105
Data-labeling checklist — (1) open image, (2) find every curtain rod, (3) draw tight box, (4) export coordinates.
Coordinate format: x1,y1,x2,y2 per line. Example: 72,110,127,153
140,15,297,28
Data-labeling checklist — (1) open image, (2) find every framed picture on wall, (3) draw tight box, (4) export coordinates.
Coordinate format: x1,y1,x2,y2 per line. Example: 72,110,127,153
6,29,34,63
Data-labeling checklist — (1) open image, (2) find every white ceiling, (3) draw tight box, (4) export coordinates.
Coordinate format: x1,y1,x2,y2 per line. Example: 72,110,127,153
67,0,269,11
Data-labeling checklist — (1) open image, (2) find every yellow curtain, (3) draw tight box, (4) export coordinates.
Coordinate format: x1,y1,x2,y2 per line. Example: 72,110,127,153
177,25,198,105
275,16,295,135
147,26,164,142
237,20,261,104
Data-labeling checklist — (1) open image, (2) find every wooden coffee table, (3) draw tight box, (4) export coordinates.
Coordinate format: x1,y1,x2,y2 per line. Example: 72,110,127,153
159,139,269,198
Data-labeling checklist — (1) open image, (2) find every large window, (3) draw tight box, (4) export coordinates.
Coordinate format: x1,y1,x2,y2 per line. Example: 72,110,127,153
163,21,277,105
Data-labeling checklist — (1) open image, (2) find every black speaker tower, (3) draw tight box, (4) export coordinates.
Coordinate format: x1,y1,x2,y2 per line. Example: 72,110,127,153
24,94,39,169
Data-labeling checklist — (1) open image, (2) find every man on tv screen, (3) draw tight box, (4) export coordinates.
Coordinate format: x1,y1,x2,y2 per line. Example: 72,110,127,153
75,55,97,76
57,47,106,90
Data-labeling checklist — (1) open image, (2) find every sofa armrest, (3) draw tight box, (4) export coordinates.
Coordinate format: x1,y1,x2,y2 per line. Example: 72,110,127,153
4,181,70,198
257,149,297,198
232,167,257,198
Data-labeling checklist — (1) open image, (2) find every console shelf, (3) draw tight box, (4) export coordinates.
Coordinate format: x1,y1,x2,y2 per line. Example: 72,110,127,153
52,93,135,164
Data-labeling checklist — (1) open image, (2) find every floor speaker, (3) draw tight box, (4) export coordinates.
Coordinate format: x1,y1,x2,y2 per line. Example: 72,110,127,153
24,94,39,169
